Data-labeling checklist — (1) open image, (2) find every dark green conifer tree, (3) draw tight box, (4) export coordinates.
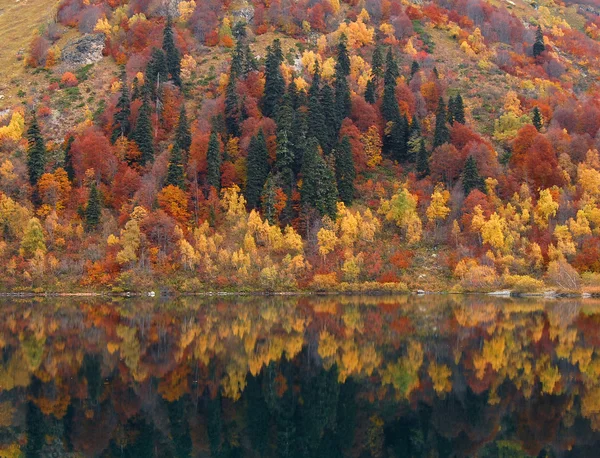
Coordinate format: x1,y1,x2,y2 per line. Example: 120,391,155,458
111,72,131,143
261,173,278,224
145,48,168,95
307,63,326,149
206,132,222,192
416,139,430,177
245,130,269,209
410,60,420,78
433,97,450,148
462,155,485,195
26,112,46,186
225,76,241,138
276,128,294,172
371,45,384,79
454,93,465,124
261,39,285,118
533,25,545,58
162,19,181,86
334,35,352,124
174,104,191,153
532,106,543,131
165,144,185,189
365,78,377,104
382,48,400,123
131,76,141,100
334,136,355,205
85,182,102,231
321,84,338,154
447,95,456,125
132,96,154,166
407,116,421,163
63,135,75,182
301,138,338,219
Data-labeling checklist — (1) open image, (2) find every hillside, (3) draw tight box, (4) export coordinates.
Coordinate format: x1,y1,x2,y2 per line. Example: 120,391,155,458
1,0,600,293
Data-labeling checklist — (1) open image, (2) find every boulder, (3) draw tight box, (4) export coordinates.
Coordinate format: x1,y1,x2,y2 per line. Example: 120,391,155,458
61,34,105,68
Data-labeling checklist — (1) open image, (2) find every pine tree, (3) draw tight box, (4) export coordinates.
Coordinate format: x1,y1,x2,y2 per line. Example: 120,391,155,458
162,19,181,86
85,182,102,231
231,22,256,78
388,115,409,162
462,155,484,195
532,106,543,131
132,96,154,166
365,78,377,104
174,104,191,153
111,72,131,143
276,128,294,172
245,130,269,209
301,138,338,219
262,39,285,118
261,173,278,224
407,116,421,163
166,144,185,189
206,132,222,192
26,112,46,186
433,98,450,148
334,136,355,205
454,93,465,124
416,139,430,177
533,25,545,58
131,76,141,100
63,135,75,182
291,111,308,176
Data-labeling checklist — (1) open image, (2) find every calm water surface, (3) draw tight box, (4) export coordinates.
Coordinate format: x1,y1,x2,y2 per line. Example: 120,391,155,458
0,295,599,457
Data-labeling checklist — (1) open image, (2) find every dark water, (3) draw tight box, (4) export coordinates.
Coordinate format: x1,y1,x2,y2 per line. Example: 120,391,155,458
0,295,600,457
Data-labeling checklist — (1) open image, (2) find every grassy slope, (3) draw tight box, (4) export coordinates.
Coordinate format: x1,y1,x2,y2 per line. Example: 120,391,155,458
0,0,61,109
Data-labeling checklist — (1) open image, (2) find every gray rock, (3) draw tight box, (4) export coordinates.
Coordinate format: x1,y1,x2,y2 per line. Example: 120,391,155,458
61,34,105,68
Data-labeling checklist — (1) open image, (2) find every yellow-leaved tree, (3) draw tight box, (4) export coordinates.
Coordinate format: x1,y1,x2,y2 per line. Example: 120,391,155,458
378,186,422,244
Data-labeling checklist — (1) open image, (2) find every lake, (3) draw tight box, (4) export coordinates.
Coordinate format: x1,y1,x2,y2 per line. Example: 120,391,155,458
0,295,599,457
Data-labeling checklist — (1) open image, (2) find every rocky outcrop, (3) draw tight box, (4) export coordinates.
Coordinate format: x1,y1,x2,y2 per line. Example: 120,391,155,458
232,0,254,24
61,34,105,68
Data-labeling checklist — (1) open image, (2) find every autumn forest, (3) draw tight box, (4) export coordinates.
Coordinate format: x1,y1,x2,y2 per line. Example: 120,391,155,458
1,0,600,293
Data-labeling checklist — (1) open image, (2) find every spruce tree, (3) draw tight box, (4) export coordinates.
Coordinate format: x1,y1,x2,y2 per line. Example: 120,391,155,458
533,25,545,58
111,72,131,143
416,139,430,177
145,48,168,95
275,128,294,172
410,60,420,78
334,136,355,205
382,48,400,123
131,76,141,100
334,34,352,124
462,155,484,195
407,116,421,163
532,106,543,131
371,45,384,79
388,115,409,162
433,97,450,148
301,138,338,219
307,63,326,150
231,22,256,78
174,104,191,153
162,19,181,86
224,76,241,138
261,173,278,224
132,96,154,166
291,112,308,176
447,95,456,125
26,113,46,186
365,78,377,104
165,144,185,189
454,93,465,124
63,135,75,182
262,39,285,118
85,182,102,231
206,132,222,192
321,84,338,154
245,130,269,209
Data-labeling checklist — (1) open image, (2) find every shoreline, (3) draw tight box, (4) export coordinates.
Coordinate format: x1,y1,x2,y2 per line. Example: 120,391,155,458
0,290,598,299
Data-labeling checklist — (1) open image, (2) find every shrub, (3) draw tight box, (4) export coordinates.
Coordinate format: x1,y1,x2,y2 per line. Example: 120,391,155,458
60,72,79,88
310,273,338,291
502,274,545,293
546,260,580,291
460,265,500,291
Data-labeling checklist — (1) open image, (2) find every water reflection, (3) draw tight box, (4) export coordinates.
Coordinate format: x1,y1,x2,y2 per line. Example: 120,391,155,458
0,295,599,456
